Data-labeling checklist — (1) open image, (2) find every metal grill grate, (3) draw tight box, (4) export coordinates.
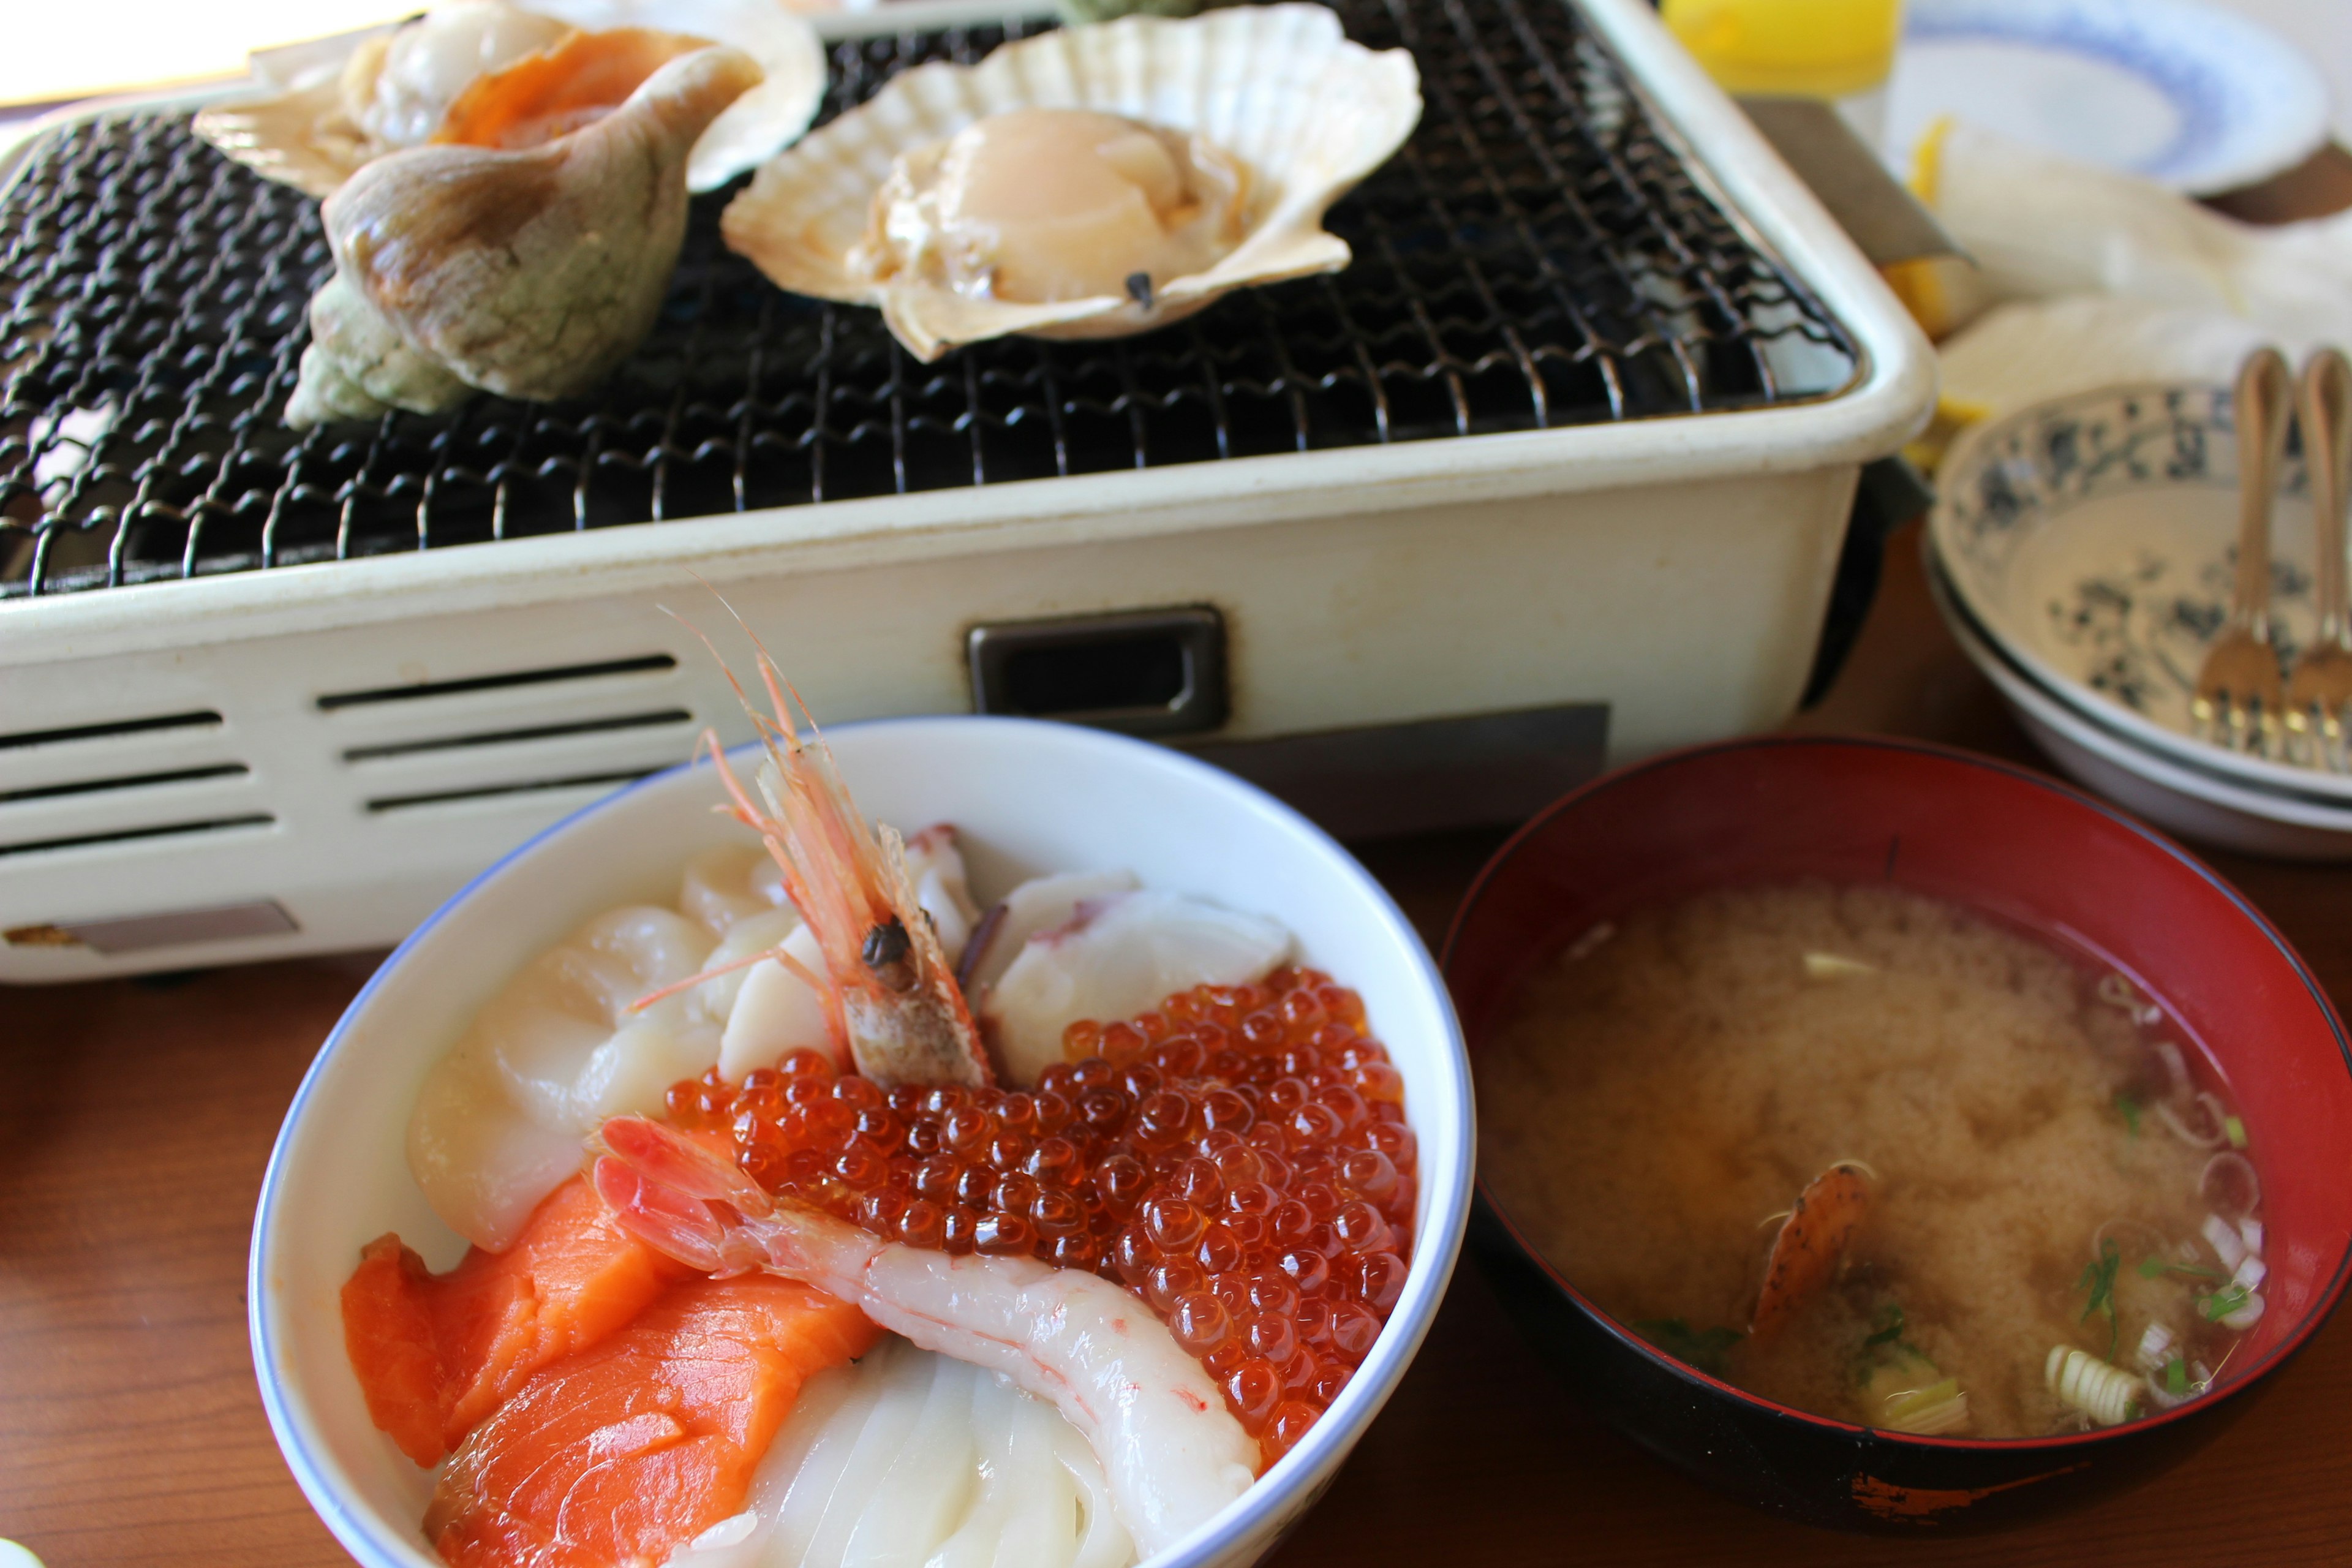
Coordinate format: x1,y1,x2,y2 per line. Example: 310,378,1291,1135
0,0,1856,599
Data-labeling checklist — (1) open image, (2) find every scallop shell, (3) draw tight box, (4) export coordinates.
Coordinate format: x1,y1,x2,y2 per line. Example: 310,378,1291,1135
720,4,1422,362
192,0,824,198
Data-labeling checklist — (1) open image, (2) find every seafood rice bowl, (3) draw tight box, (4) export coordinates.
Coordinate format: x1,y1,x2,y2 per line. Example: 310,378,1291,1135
251,699,1471,1568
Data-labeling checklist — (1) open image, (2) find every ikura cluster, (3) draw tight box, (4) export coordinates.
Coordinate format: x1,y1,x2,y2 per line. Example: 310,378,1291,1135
662,966,1416,1466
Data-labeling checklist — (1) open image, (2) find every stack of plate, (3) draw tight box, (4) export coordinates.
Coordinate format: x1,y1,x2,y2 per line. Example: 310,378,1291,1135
1927,381,2352,860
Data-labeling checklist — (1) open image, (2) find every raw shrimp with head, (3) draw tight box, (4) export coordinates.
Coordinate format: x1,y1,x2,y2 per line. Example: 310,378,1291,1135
684,622,994,1090
592,1115,1260,1558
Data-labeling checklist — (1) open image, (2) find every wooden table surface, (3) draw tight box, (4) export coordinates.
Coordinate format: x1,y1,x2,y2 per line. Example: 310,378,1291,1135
10,518,2352,1566
13,124,2352,1557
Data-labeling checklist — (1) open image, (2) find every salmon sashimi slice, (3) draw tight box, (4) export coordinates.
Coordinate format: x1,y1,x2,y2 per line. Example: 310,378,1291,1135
424,1272,881,1568
342,1175,692,1464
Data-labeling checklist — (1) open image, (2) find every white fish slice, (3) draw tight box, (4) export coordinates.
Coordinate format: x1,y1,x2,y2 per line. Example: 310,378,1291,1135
981,888,1292,1085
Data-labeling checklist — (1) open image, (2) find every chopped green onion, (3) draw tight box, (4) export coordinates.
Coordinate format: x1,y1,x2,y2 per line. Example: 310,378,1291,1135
2139,1257,2228,1281
1804,952,1876,979
1635,1318,1744,1376
2165,1357,2189,1396
2223,1115,2248,1148
1883,1377,1968,1434
2078,1238,2123,1361
2116,1093,2141,1136
2199,1285,2253,1322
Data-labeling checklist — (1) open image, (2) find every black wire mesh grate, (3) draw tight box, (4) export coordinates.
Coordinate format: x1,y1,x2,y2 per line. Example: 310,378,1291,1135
0,0,1856,599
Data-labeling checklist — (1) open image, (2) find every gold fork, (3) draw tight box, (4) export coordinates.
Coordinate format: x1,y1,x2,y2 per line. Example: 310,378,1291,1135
2193,347,2294,752
2286,347,2352,769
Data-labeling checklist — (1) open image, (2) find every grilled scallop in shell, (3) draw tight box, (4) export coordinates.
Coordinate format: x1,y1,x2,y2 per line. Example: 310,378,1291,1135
720,4,1422,362
284,37,763,427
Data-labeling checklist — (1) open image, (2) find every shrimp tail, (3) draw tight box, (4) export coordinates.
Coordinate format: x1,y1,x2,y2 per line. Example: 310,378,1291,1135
597,1115,770,1212
590,1119,778,1276
590,1156,732,1275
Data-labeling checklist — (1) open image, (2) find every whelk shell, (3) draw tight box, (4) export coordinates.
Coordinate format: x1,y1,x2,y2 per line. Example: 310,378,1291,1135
720,4,1422,361
284,41,764,427
193,0,823,199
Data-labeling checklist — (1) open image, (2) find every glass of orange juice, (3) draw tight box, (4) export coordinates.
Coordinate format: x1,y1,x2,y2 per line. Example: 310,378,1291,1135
1660,0,1905,141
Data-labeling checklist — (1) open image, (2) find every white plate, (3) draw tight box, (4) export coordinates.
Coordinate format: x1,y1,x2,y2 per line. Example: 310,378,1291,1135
1928,546,2352,861
248,715,1474,1568
1928,380,2352,804
1888,0,2329,194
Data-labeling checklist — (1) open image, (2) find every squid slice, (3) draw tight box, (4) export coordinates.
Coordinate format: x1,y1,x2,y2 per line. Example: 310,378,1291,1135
1749,1164,1872,1343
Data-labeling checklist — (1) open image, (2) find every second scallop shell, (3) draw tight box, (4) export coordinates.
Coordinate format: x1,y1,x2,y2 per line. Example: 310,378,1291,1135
193,0,824,198
720,4,1422,361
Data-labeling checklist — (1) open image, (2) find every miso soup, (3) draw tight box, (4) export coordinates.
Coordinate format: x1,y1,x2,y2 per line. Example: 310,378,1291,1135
1476,883,2264,1438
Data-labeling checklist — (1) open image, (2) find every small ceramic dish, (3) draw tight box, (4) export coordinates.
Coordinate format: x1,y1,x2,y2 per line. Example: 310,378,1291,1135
1887,0,2328,195
1926,546,2352,861
1446,735,2352,1532
250,715,1472,1568
1929,381,2352,799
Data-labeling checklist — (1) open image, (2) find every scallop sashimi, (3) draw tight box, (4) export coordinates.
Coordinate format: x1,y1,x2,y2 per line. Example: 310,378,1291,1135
341,1174,690,1464
426,1272,880,1568
407,903,722,1252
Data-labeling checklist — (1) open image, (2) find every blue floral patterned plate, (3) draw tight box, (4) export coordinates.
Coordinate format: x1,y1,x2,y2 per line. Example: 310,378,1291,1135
1929,380,2352,801
1887,0,2328,195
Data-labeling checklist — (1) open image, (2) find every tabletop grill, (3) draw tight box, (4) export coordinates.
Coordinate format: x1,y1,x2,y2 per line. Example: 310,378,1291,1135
0,0,1928,980
1,0,1855,598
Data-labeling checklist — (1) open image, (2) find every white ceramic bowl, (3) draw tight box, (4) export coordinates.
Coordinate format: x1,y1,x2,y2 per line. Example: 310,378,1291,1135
1927,545,2352,861
249,715,1472,1568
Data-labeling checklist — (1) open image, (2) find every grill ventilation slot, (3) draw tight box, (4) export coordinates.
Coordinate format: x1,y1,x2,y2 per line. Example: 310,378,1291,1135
0,710,224,749
0,815,275,859
317,654,679,709
366,771,660,814
0,763,249,803
342,710,693,763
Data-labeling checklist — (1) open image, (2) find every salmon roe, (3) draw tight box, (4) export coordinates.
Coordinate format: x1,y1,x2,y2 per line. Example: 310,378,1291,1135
660,966,1415,1468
